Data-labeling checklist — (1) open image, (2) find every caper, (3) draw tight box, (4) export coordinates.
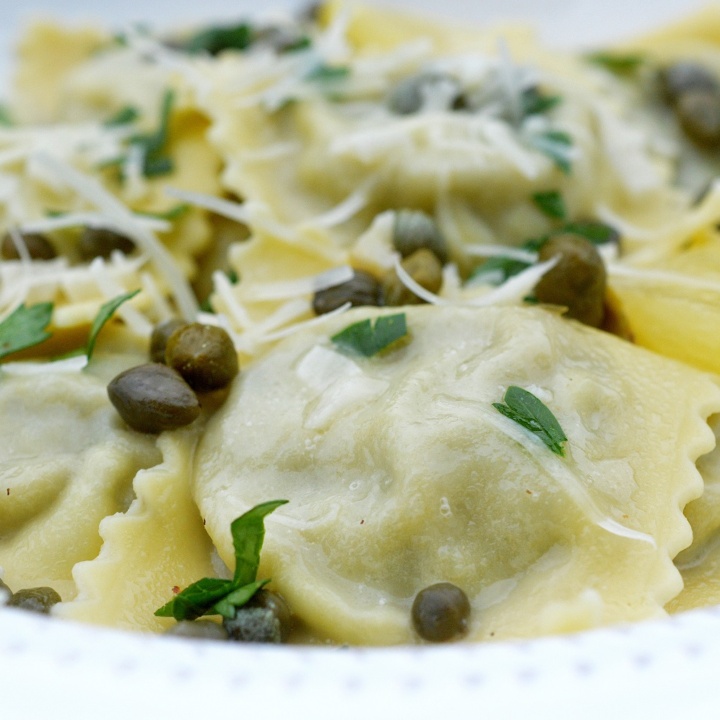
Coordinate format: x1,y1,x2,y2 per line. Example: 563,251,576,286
165,323,239,392
393,210,448,264
386,72,462,115
312,269,383,315
164,620,229,641
222,590,292,644
0,578,12,604
382,248,443,306
1,231,57,260
411,582,470,642
8,586,62,614
659,62,719,105
107,363,201,433
78,226,136,261
534,233,607,327
675,90,720,147
149,319,190,363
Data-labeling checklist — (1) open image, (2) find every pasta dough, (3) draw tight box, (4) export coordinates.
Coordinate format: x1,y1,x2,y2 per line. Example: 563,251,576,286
0,368,160,601
194,305,720,644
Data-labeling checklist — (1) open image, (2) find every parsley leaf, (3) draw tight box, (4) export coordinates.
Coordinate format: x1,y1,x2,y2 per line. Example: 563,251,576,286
182,23,254,55
0,104,14,127
468,237,545,286
493,386,568,456
130,89,175,177
585,52,645,75
104,105,140,127
104,90,176,179
560,221,619,246
331,313,407,357
136,204,190,221
155,499,287,621
306,63,350,82
469,256,532,285
86,289,140,361
521,87,562,118
0,302,53,361
532,190,567,220
527,130,573,174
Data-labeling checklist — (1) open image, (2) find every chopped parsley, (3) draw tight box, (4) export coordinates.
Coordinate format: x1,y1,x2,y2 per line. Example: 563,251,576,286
331,313,407,357
155,500,288,621
493,386,568,456
0,104,14,127
182,23,253,55
85,289,140,360
527,130,573,174
468,237,545,286
136,203,190,221
561,221,619,246
306,63,351,82
532,190,567,220
585,52,645,75
103,89,176,179
0,302,53,361
103,105,140,127
521,87,562,118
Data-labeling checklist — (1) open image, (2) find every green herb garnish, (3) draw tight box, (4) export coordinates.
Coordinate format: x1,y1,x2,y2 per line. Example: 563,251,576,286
306,63,350,82
182,23,254,55
532,190,567,220
331,313,407,357
0,302,53,361
132,89,175,177
86,289,140,361
0,104,14,127
136,203,190,222
527,130,573,174
281,35,312,53
560,221,618,245
493,386,568,456
104,105,140,127
468,237,545,286
585,52,645,75
469,255,532,285
521,87,562,118
155,499,288,621
103,90,176,179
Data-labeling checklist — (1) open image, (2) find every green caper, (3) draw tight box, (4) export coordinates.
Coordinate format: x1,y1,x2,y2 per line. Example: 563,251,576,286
675,90,720,147
165,323,239,392
382,248,443,306
0,578,12,604
312,270,383,315
164,620,229,641
386,72,461,115
659,62,719,105
1,231,57,260
107,363,201,433
149,319,190,363
411,582,470,642
78,226,136,261
222,590,292,644
534,233,607,327
393,210,448,264
8,586,62,614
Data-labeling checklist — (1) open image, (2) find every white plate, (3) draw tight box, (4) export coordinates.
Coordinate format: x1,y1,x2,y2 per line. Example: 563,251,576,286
0,1,717,718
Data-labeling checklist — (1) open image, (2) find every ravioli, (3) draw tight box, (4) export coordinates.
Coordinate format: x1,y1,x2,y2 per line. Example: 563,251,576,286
0,368,160,601
194,304,720,644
